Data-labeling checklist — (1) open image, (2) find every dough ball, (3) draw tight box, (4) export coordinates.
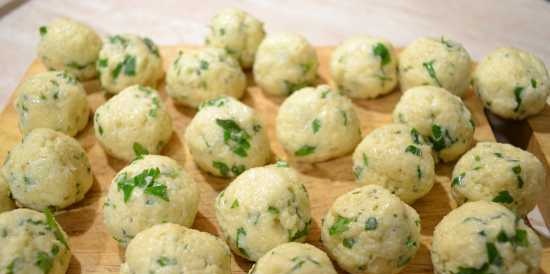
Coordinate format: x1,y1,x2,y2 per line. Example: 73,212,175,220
249,242,337,274
432,201,542,274
253,33,319,96
185,96,271,177
97,34,163,93
451,142,545,216
352,123,435,203
205,8,265,69
14,71,90,136
321,185,421,274
94,85,172,161
121,223,231,274
37,17,102,80
103,155,199,245
1,128,93,210
393,86,475,162
166,47,246,108
0,175,15,213
0,209,71,274
276,85,361,163
215,164,311,261
399,37,472,97
330,36,398,98
473,47,550,120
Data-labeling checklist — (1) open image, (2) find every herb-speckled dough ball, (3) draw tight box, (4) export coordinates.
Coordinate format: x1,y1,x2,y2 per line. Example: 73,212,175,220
432,201,542,274
276,85,361,163
249,242,337,274
0,175,15,213
97,34,163,93
14,71,89,136
393,86,475,162
166,47,246,108
253,33,319,96
352,124,435,204
1,128,92,210
185,96,271,178
205,8,265,69
473,47,550,120
94,85,172,161
0,209,71,274
451,142,545,216
321,185,421,274
330,36,398,98
121,223,231,274
37,17,102,80
215,164,311,261
103,155,199,246
399,37,472,97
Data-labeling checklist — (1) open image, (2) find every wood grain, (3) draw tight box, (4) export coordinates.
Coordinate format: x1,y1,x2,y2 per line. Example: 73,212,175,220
0,46,548,274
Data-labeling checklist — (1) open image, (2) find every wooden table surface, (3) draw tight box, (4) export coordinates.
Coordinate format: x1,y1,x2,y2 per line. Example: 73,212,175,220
1,0,550,110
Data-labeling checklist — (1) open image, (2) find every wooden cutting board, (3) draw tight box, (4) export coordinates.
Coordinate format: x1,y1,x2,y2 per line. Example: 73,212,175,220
0,46,548,274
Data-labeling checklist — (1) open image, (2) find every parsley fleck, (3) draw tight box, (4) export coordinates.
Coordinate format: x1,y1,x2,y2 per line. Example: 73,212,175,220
112,55,136,79
312,119,321,133
405,145,422,156
343,238,356,249
422,60,442,86
236,227,248,257
231,199,239,209
513,86,524,112
373,43,391,66
199,97,226,109
429,124,454,151
133,142,149,158
512,165,524,188
213,161,230,177
275,160,289,168
486,242,502,266
157,256,176,266
35,251,53,274
44,208,69,248
452,172,466,187
98,58,108,68
329,215,352,236
199,60,209,70
143,37,160,57
268,206,279,214
117,167,169,202
39,26,47,37
289,220,310,241
365,217,377,230
531,79,537,88
411,128,421,144
216,119,251,157
295,145,316,156
492,190,513,204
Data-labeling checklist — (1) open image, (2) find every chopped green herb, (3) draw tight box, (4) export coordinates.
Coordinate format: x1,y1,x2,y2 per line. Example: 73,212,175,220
216,119,251,157
486,242,502,266
199,97,226,109
329,215,352,236
149,96,160,118
143,183,169,202
112,55,136,79
514,229,528,247
236,227,248,257
362,153,369,167
416,165,422,179
343,238,356,249
452,172,466,187
97,58,108,68
339,110,348,126
44,208,69,248
373,43,391,66
291,259,306,271
429,124,454,151
213,161,230,177
512,165,524,188
405,145,422,156
411,128,421,144
422,60,442,86
143,37,160,57
289,220,310,241
312,119,321,133
252,124,262,133
300,62,313,74
219,28,226,35
117,167,168,202
35,251,53,274
531,79,537,88
109,35,129,46
66,62,87,70
284,80,308,94
497,230,509,242
275,160,289,168
513,86,524,112
492,191,513,204
456,264,489,274
440,36,454,48
295,145,316,156
133,142,149,158
268,206,279,214
199,60,209,70
157,256,176,266
231,199,239,209
494,152,503,158
365,217,378,230
39,26,47,37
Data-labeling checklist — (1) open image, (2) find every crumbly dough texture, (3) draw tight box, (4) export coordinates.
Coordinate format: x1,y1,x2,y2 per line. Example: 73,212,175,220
14,71,89,136
0,208,71,274
393,86,475,162
94,85,173,161
121,223,232,274
352,123,435,203
432,201,542,274
215,164,311,261
97,34,163,93
249,242,337,274
205,8,265,69
253,32,319,96
331,36,398,98
1,128,93,210
185,96,271,177
166,47,246,108
37,17,102,80
276,85,361,163
0,175,15,213
103,155,200,245
473,47,550,120
398,37,472,97
451,142,545,216
321,185,421,274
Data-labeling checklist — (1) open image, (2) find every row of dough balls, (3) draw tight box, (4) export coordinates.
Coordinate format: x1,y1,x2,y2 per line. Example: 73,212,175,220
4,82,546,216
0,168,542,274
37,11,549,121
